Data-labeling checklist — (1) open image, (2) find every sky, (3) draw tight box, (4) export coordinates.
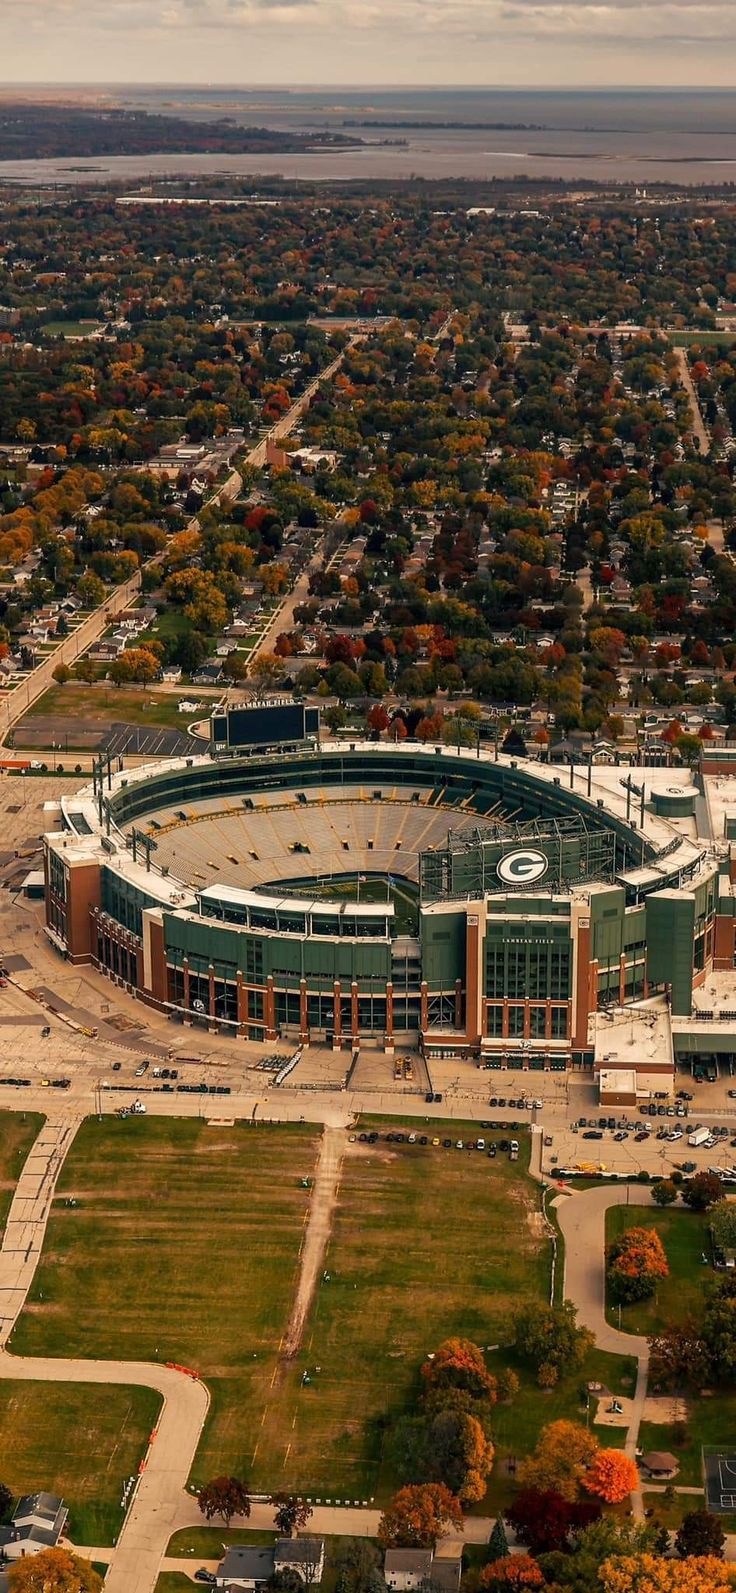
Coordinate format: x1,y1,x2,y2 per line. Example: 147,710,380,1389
2,0,736,86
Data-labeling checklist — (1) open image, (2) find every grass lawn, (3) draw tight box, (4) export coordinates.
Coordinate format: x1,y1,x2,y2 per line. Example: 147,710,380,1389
25,683,208,733
252,1123,552,1497
0,1380,160,1545
639,1391,736,1491
0,1112,43,1237
156,1578,195,1592
12,1118,320,1480
168,1527,277,1556
604,1204,711,1335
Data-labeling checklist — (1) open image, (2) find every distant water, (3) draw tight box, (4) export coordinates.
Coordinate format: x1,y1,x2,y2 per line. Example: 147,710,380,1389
1,88,736,186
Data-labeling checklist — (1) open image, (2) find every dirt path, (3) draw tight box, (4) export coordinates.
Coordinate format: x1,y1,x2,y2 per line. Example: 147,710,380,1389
282,1124,348,1359
675,348,710,454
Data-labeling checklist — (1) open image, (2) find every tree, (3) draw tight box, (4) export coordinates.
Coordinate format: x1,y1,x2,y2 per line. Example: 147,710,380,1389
510,1300,593,1374
76,571,106,608
497,1368,519,1404
52,663,71,685
250,653,285,694
583,1449,639,1504
683,1172,723,1212
423,1407,494,1504
701,1277,736,1381
651,1179,679,1207
540,1521,670,1593
198,1475,251,1527
378,1484,463,1549
271,1494,313,1537
648,1318,710,1389
606,1227,669,1303
517,1420,599,1502
675,1512,726,1560
368,704,390,735
507,1488,600,1554
0,1481,11,1523
487,1518,509,1561
331,1538,383,1593
708,1200,736,1252
480,1556,543,1590
7,1549,103,1592
421,1338,497,1403
599,1554,736,1593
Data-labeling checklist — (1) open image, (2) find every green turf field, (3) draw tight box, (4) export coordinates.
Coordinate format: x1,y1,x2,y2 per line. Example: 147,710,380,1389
0,1380,160,1545
12,1117,320,1480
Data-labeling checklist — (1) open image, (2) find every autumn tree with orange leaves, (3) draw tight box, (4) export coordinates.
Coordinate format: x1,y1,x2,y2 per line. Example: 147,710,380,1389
480,1556,543,1590
584,1449,640,1504
421,1338,497,1404
378,1484,463,1549
517,1420,599,1502
599,1554,736,1593
606,1226,669,1304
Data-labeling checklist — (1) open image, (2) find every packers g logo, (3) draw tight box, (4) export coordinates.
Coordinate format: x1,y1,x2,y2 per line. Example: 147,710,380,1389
497,849,549,886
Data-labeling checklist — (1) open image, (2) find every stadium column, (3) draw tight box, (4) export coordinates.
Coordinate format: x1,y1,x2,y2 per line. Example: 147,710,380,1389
208,963,216,1026
464,906,486,1047
351,980,359,1043
265,976,277,1041
385,980,394,1055
420,980,429,1031
300,978,309,1044
571,909,594,1048
236,971,247,1036
333,981,342,1051
183,957,191,1018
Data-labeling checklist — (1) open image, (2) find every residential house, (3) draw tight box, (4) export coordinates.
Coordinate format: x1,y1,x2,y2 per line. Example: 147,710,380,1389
274,1537,325,1583
193,662,223,686
430,1562,462,1593
215,1545,275,1590
0,1492,68,1563
383,1549,461,1593
216,1538,325,1592
384,1549,434,1590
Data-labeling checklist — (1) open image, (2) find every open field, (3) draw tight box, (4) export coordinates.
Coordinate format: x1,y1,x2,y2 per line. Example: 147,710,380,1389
9,1114,637,1510
0,1380,161,1544
605,1204,710,1335
669,331,736,347
12,1117,320,1478
252,1123,552,1496
24,683,203,734
0,1111,44,1237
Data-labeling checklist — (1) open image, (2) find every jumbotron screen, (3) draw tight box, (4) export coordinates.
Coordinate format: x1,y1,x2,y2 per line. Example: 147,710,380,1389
211,703,320,750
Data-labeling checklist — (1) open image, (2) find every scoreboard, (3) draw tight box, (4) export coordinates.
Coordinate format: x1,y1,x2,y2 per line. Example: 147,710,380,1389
210,702,320,752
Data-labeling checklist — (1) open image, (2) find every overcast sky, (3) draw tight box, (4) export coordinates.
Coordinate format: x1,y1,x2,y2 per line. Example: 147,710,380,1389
2,0,735,86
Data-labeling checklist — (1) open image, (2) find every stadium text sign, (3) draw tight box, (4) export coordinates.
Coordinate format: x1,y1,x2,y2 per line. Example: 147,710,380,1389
496,848,550,887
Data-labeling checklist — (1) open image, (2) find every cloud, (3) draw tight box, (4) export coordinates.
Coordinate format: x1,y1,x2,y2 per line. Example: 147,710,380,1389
3,0,736,81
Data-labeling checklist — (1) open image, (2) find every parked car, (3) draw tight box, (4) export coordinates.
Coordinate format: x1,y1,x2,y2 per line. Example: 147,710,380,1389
134,1060,149,1077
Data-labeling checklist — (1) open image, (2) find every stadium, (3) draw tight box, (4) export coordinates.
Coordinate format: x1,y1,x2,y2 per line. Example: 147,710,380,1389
41,706,736,1089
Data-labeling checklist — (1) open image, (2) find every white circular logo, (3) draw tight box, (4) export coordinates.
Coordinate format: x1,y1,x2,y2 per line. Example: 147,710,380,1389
497,849,549,887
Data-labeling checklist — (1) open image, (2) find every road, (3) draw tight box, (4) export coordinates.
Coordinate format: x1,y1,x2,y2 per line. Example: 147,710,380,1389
674,348,710,454
553,1180,651,1519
